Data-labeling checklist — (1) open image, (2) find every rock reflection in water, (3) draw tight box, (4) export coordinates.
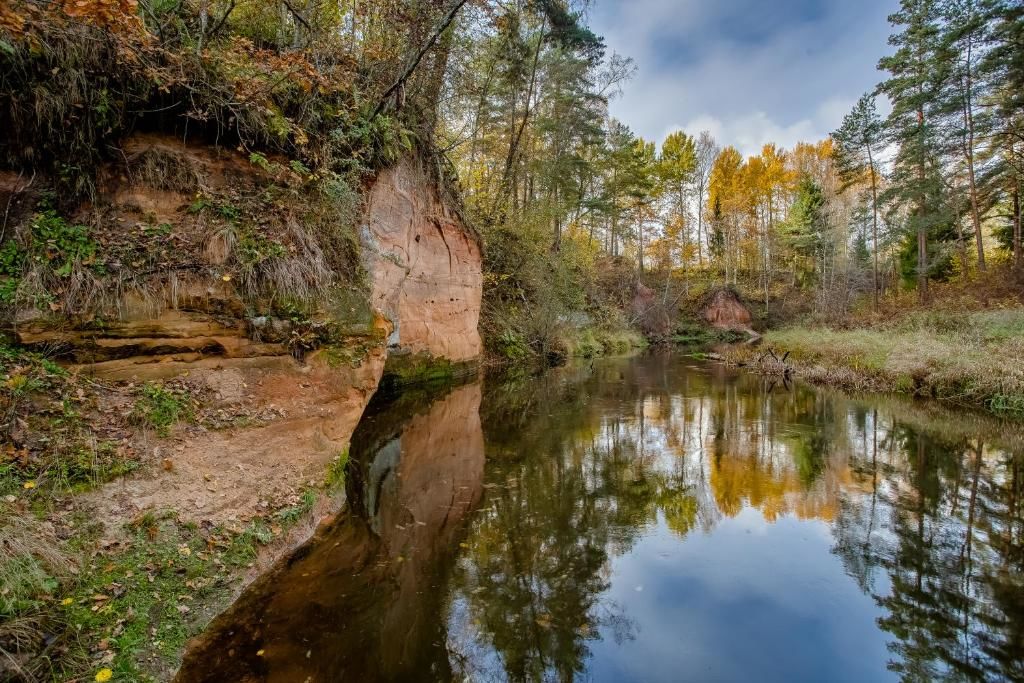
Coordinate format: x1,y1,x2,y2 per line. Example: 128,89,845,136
180,354,1024,683
176,382,484,682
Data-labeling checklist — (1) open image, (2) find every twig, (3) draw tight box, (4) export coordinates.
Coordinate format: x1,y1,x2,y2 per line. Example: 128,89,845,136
205,0,237,40
371,0,469,120
1,170,34,244
280,0,312,33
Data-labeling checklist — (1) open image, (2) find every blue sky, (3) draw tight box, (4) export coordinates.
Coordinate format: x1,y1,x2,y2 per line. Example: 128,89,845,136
588,0,899,156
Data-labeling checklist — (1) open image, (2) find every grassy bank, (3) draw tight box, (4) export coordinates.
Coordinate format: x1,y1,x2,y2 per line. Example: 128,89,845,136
1,463,349,682
725,309,1024,416
0,340,353,681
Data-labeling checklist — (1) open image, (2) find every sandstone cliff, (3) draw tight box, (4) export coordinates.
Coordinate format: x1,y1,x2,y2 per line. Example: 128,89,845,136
362,160,483,373
3,135,483,526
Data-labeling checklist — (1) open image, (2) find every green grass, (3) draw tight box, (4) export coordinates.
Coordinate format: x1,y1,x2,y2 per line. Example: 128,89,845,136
729,309,1024,416
0,342,140,496
53,515,268,681
2,497,332,682
132,382,194,436
563,327,647,359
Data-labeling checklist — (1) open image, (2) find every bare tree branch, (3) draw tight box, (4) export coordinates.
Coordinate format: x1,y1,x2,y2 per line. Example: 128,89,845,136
371,0,469,120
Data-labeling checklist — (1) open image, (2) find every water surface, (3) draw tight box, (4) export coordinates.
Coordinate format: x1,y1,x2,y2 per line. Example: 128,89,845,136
179,354,1024,682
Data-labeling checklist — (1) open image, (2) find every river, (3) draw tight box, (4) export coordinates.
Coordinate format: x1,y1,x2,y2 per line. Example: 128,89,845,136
177,352,1024,682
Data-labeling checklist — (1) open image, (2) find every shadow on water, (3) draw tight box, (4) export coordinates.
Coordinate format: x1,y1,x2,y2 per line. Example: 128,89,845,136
178,351,1024,682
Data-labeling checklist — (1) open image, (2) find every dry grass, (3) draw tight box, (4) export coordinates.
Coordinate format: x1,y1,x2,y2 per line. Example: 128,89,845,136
0,506,80,681
125,148,201,193
726,309,1024,416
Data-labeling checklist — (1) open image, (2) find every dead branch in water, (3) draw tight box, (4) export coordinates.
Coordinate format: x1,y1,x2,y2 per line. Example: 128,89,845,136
739,347,794,378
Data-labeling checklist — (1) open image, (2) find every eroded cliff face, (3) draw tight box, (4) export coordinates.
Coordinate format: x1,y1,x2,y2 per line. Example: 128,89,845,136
362,160,483,367
6,136,483,526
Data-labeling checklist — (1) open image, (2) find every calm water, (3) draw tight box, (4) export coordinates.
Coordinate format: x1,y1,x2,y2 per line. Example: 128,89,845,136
178,354,1024,682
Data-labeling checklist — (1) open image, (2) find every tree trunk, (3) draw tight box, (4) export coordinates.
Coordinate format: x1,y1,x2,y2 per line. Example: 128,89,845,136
499,17,546,209
696,182,705,267
917,99,929,303
961,32,987,273
1014,183,1021,273
867,146,880,310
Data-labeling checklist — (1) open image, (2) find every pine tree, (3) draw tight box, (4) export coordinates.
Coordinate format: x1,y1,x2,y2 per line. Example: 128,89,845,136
981,0,1024,272
833,93,885,308
879,0,951,301
934,0,993,273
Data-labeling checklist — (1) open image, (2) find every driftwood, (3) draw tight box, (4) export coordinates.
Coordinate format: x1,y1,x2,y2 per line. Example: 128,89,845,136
738,348,794,378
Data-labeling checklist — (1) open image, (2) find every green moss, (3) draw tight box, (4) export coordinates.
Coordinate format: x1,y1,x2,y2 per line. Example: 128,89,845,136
381,353,475,390
325,448,349,490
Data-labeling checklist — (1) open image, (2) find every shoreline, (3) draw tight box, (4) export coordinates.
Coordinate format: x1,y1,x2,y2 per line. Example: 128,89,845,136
721,311,1024,419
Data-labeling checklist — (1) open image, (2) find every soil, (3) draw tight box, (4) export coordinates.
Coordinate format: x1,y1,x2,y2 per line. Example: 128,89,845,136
76,348,387,537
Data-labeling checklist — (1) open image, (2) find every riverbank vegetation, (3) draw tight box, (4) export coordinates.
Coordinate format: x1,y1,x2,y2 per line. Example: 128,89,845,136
1,0,1024,678
726,303,1024,416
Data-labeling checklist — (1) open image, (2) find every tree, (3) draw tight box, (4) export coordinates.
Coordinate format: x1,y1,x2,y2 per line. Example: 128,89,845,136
879,0,949,301
834,93,885,309
935,0,993,273
693,132,720,268
659,131,697,272
982,0,1024,273
781,175,828,286
708,146,744,284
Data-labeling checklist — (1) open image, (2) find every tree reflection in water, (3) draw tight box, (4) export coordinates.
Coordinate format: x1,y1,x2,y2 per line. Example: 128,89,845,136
178,353,1024,683
452,354,1024,682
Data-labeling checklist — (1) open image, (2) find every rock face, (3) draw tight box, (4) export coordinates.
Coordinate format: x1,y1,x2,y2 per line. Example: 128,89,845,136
362,160,483,365
12,140,483,380
703,287,754,331
9,136,484,526
83,344,390,528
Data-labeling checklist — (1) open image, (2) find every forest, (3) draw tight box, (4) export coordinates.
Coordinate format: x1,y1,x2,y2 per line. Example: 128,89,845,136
1,0,1023,353
1,0,1024,680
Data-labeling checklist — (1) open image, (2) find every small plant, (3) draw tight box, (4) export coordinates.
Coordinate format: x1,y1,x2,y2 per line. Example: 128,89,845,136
29,208,99,277
248,151,272,172
496,330,529,361
0,239,25,303
132,383,192,436
188,196,240,221
274,488,318,524
236,229,286,267
325,449,349,490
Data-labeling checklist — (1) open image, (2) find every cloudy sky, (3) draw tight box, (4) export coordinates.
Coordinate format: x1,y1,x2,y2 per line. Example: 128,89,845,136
588,0,899,156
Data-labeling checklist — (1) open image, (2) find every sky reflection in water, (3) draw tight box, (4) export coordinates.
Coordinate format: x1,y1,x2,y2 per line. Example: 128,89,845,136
178,353,1024,683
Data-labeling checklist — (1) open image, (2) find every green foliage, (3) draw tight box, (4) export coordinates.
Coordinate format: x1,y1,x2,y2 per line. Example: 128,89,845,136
132,383,193,437
495,330,529,361
236,229,287,267
325,449,350,490
0,239,25,303
29,208,99,277
330,113,415,171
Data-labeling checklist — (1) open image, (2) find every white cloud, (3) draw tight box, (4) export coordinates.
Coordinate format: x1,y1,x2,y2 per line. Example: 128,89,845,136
589,0,898,154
